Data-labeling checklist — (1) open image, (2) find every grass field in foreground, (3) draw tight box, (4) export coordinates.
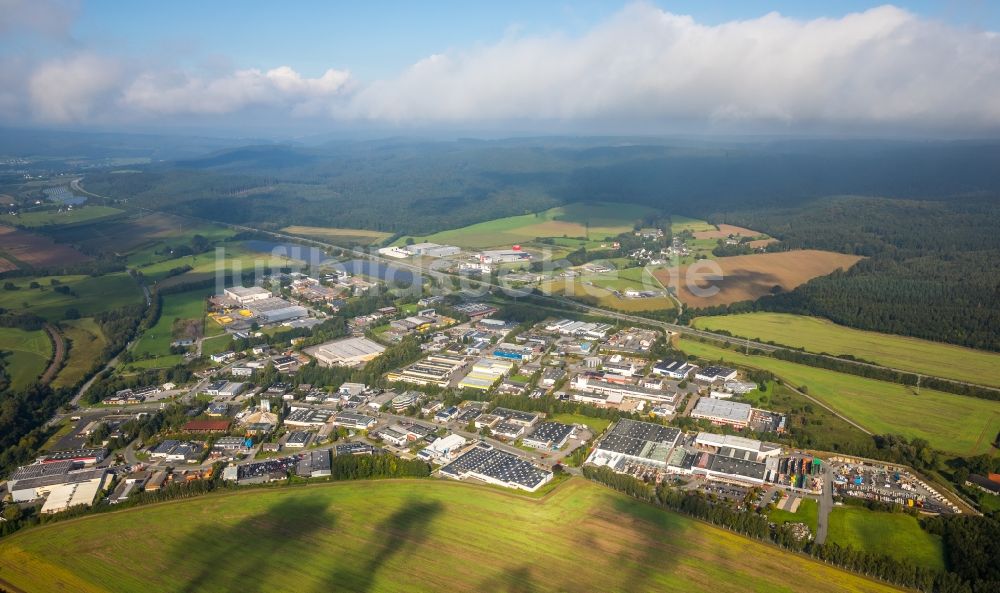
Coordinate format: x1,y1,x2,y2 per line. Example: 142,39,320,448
51,318,107,389
692,313,1000,388
679,338,1000,456
827,506,945,571
0,327,51,390
0,479,904,593
397,202,656,249
0,205,123,227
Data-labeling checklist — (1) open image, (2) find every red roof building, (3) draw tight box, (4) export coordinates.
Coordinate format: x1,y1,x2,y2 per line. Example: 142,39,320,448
183,419,231,434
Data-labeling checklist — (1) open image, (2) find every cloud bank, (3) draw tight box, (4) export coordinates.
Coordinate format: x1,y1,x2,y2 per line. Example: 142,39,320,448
2,2,1000,134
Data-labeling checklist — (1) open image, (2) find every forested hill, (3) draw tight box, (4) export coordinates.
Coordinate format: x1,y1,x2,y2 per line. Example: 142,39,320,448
80,138,1000,236
77,137,1000,351
704,195,1000,351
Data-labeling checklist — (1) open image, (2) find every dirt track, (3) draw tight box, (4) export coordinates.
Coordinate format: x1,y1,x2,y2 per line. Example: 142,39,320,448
39,324,66,385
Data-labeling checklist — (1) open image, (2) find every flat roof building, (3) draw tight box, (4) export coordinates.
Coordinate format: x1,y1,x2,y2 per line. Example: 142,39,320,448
312,336,386,367
690,398,752,429
587,419,681,470
440,442,552,492
224,286,271,304
523,422,575,450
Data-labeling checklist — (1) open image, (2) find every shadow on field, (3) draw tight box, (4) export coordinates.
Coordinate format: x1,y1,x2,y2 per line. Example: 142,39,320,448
328,499,443,593
168,496,336,593
476,564,538,593
607,495,687,592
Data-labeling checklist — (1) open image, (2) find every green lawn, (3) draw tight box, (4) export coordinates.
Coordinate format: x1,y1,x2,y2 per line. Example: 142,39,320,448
0,479,905,593
550,413,613,434
693,313,1000,388
0,273,143,321
827,506,945,571
768,498,819,532
670,215,716,234
0,205,123,227
131,289,211,367
397,202,657,249
134,242,294,284
52,318,107,389
679,338,1000,456
0,327,52,390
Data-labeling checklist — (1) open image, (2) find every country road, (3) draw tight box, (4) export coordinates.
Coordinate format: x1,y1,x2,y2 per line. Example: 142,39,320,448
39,323,66,385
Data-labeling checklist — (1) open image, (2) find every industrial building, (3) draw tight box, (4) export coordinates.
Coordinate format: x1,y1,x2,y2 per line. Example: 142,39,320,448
224,286,271,304
285,431,312,448
694,433,782,460
284,408,335,427
543,319,613,339
491,407,540,427
458,357,515,391
417,434,468,462
522,422,575,450
297,450,332,477
695,366,738,383
385,353,467,387
8,461,109,511
587,419,681,469
440,442,552,492
652,359,697,380
690,398,753,429
477,248,532,265
246,297,309,324
573,376,679,410
333,411,377,430
403,242,461,258
311,336,386,367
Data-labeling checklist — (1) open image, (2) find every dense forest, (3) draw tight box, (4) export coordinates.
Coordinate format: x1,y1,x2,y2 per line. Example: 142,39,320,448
63,138,1000,350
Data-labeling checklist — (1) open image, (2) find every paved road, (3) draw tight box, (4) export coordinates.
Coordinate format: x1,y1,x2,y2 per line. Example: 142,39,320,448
815,466,834,544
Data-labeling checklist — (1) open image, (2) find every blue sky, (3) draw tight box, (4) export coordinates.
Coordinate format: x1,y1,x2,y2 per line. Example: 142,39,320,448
2,1,999,137
68,1,1000,79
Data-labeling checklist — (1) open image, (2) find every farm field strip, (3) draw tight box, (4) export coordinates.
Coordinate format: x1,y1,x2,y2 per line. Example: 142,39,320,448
826,507,945,571
52,318,108,389
678,338,1000,456
396,202,656,249
654,250,863,307
0,205,123,227
0,327,52,390
0,273,143,321
692,313,1000,388
0,479,905,593
282,226,392,245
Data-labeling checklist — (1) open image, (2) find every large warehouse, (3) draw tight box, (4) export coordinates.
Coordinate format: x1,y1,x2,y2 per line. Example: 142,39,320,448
690,397,753,429
587,419,681,470
440,442,552,492
311,336,386,367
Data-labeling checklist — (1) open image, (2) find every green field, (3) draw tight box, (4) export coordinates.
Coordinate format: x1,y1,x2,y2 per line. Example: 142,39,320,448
679,338,1000,456
52,318,107,389
0,205,123,227
0,327,52,390
768,498,819,532
742,383,875,453
827,506,945,571
131,289,211,368
670,215,717,234
0,273,143,321
397,202,657,249
282,225,392,245
0,479,905,593
133,242,296,284
693,313,1000,388
550,413,612,434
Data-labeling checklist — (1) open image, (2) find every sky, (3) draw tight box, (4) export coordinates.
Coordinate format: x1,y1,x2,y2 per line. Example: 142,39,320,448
1,0,999,138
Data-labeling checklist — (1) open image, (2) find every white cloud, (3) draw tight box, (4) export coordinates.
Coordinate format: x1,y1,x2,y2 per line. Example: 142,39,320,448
338,3,1000,131
121,66,350,116
4,3,1000,133
28,53,123,123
